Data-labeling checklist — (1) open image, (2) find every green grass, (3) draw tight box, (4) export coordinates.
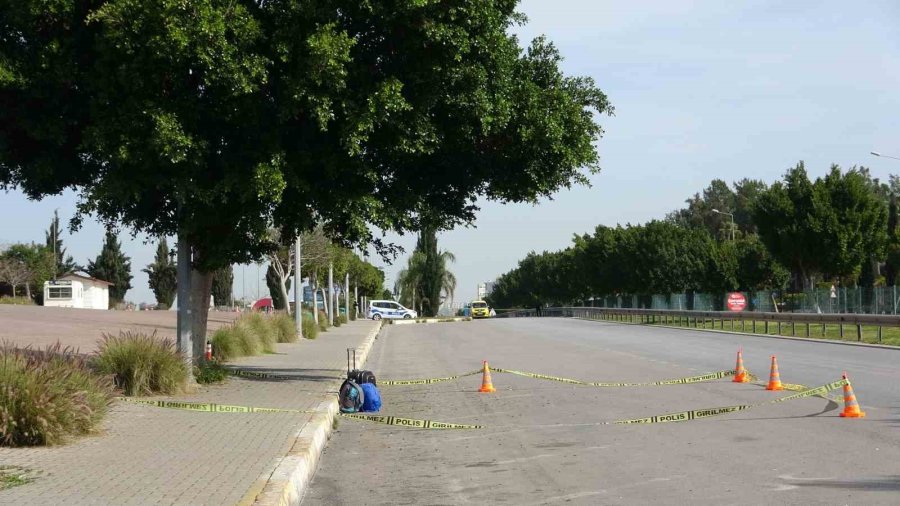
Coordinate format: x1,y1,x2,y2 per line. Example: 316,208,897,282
94,331,188,396
0,343,114,446
0,467,33,490
194,361,229,384
0,296,34,305
640,316,900,346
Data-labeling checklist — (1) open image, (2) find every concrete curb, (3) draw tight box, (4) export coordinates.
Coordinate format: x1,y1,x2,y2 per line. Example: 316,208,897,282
574,317,900,351
391,317,472,325
247,321,384,506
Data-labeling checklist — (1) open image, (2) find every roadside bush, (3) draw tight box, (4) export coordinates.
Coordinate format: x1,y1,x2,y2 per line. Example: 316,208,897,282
302,312,318,340
194,361,229,384
318,310,329,332
210,325,240,361
231,319,262,356
272,313,298,343
332,315,342,327
0,343,114,446
0,297,33,305
94,331,187,396
243,313,277,353
339,314,349,324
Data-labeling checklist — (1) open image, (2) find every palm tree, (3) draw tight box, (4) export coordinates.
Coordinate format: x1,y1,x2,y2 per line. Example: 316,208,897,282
394,229,457,316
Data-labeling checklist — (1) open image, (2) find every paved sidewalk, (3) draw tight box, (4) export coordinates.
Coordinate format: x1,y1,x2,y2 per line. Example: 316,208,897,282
0,319,380,506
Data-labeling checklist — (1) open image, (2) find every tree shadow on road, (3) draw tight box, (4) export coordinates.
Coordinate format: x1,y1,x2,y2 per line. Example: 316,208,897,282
783,476,900,492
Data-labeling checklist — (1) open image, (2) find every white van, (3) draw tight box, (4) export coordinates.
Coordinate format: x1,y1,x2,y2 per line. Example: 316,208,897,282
368,300,418,320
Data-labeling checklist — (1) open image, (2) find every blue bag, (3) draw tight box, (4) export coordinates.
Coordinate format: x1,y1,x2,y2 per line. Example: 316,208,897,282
360,383,382,412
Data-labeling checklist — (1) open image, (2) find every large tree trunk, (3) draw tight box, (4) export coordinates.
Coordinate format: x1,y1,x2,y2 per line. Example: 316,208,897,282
191,268,214,362
176,235,194,383
321,287,329,320
278,277,291,314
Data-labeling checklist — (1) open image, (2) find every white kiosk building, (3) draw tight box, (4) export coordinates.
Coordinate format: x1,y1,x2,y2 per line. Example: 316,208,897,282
43,273,113,310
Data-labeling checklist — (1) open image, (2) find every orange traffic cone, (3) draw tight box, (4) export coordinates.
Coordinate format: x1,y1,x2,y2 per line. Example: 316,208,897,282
766,356,783,391
478,360,496,393
733,348,750,383
839,373,865,418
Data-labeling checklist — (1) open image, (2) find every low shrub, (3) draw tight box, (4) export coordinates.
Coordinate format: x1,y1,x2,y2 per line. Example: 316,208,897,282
272,313,298,343
244,313,277,353
332,315,342,327
0,296,33,305
318,310,329,332
210,325,240,361
194,361,229,384
232,319,262,356
339,314,349,324
302,312,318,340
0,343,113,446
94,331,187,396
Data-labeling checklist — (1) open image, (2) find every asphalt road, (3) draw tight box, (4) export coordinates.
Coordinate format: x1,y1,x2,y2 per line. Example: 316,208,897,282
304,318,900,505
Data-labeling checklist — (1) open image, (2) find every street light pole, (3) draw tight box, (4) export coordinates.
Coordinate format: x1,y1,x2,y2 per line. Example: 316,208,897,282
872,151,900,161
711,209,735,241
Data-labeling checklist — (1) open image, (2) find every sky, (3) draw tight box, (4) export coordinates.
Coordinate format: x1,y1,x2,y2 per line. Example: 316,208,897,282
2,0,898,306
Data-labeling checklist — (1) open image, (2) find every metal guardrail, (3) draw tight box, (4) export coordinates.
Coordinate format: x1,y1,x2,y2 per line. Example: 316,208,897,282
498,306,900,343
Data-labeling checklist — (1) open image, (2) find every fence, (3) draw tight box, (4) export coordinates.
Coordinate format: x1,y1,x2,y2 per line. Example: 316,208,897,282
498,306,900,344
587,287,900,315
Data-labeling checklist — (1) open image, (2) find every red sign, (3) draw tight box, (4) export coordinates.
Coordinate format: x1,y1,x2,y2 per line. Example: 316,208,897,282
726,292,747,312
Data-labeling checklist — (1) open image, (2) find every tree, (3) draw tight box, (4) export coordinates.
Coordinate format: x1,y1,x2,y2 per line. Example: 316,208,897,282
754,163,887,289
1,243,55,301
2,2,610,362
885,195,900,286
0,257,30,297
266,264,291,310
45,210,79,277
86,231,132,306
143,238,176,308
210,266,233,307
395,228,457,316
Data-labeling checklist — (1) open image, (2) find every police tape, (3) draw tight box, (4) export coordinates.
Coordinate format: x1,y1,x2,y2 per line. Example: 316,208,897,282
118,397,313,414
229,369,297,381
380,370,482,386
612,377,848,425
339,413,483,429
488,367,737,387
118,397,481,429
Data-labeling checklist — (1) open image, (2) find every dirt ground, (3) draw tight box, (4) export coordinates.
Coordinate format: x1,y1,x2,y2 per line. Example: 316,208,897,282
0,305,240,353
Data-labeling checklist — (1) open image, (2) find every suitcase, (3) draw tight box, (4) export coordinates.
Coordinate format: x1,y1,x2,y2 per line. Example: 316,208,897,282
347,348,377,386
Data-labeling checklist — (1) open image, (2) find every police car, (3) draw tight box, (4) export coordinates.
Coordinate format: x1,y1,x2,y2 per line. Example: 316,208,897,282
368,300,418,320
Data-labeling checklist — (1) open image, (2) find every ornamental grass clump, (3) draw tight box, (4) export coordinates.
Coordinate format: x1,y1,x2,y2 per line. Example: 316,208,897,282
0,343,114,447
94,331,187,396
271,312,297,343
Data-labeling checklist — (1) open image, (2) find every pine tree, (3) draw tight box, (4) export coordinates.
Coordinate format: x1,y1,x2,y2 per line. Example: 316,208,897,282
87,231,133,306
211,266,234,307
45,210,79,276
143,238,176,308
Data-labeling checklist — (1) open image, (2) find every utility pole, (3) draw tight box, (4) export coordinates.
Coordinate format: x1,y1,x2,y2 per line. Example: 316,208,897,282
294,235,302,338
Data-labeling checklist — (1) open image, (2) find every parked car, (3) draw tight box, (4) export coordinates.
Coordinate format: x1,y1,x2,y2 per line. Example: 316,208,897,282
368,300,418,320
471,300,491,318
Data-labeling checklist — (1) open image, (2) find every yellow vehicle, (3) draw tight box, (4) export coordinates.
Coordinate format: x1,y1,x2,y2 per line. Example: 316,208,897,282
471,300,491,318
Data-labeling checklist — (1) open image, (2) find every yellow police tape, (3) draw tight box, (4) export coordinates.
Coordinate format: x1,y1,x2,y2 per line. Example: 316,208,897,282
340,413,483,429
229,369,297,381
118,397,481,429
612,377,848,425
488,367,736,387
118,397,313,414
380,370,482,386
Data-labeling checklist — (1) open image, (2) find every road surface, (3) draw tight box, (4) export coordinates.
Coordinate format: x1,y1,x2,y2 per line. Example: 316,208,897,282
304,318,900,505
